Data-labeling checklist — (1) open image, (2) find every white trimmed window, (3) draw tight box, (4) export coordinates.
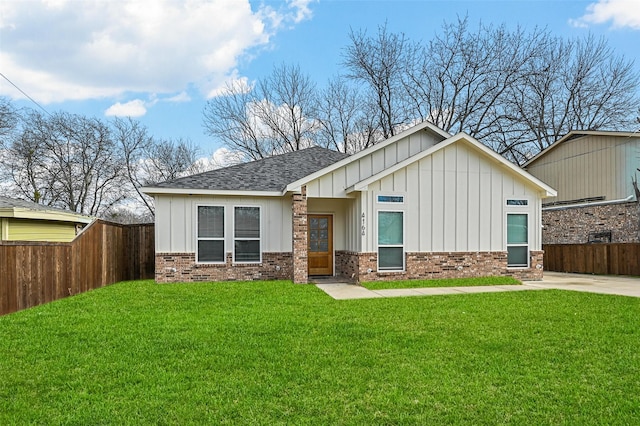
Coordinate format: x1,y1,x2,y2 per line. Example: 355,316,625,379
507,213,529,267
378,210,404,271
234,206,261,263
197,206,225,263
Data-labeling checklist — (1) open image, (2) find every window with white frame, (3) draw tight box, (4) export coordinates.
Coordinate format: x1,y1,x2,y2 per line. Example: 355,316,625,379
507,213,529,267
378,211,404,271
234,206,261,263
197,206,225,263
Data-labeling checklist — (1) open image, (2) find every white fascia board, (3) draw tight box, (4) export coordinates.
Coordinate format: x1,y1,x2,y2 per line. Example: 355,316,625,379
284,121,451,193
0,208,93,223
347,132,557,198
141,187,283,197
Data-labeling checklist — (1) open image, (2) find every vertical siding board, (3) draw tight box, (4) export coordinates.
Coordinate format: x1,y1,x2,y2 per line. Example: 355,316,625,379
384,145,396,169
419,157,433,251
431,150,445,251
406,164,420,251
443,146,457,251
397,138,410,162
478,155,492,251
467,149,481,251
456,145,468,251
490,164,503,251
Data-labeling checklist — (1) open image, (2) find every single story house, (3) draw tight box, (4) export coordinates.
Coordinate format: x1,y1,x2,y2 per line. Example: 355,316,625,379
142,121,556,284
524,130,640,244
0,196,93,242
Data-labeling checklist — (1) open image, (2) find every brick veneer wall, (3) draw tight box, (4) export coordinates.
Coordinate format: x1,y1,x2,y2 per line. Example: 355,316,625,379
155,252,292,283
292,186,308,284
542,201,640,244
335,250,544,282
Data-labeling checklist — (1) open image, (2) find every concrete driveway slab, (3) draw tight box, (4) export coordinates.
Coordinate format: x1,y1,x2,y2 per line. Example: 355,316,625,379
315,272,640,300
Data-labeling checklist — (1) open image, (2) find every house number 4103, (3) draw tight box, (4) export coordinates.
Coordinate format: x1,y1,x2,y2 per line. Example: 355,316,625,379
361,212,366,236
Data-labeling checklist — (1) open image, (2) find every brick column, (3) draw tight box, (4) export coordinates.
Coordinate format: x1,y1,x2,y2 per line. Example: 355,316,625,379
292,186,308,284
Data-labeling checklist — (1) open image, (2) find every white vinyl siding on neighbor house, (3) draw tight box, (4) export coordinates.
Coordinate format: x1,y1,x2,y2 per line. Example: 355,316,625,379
358,141,543,254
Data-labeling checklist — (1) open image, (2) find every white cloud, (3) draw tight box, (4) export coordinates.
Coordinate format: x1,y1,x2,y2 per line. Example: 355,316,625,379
165,92,191,103
206,74,254,99
211,147,247,168
571,0,640,29
0,0,314,103
105,99,147,117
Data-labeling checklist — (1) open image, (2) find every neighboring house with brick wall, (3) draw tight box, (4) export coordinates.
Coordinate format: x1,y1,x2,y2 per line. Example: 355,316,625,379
0,196,93,242
524,130,640,244
142,121,556,284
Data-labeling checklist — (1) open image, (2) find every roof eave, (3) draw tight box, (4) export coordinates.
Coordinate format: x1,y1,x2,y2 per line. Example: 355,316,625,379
0,207,93,223
141,187,284,197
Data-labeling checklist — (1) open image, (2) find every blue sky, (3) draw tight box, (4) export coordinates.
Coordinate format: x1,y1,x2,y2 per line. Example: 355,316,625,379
2,0,639,161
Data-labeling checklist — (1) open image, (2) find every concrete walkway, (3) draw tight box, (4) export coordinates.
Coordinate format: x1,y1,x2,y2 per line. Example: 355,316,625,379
314,272,640,300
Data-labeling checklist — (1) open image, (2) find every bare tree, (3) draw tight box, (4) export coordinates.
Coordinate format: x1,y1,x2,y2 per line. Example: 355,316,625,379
0,97,19,145
202,79,266,160
315,75,379,153
404,19,639,164
114,116,204,216
203,64,319,160
2,111,126,215
112,116,155,214
255,63,319,153
143,137,204,184
502,35,640,163
404,18,551,154
342,23,411,139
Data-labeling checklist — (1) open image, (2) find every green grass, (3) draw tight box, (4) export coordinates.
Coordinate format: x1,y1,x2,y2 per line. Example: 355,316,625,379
362,275,521,290
1,280,639,424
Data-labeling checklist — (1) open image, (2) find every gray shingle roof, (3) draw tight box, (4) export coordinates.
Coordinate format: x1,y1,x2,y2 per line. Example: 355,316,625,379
151,146,350,192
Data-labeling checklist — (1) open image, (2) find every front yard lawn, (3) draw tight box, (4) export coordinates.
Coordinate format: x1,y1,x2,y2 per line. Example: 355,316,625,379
361,275,521,290
1,280,639,424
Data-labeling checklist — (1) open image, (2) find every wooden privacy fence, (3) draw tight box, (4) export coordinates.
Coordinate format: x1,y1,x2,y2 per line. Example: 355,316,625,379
1,220,154,316
544,243,640,276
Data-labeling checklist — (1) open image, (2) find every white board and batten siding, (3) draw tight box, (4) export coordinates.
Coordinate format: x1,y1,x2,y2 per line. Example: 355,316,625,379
305,129,441,199
358,141,543,253
154,195,292,253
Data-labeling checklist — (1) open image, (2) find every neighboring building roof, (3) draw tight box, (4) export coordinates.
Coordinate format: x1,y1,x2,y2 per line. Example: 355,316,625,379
143,146,350,195
524,130,640,167
0,196,93,223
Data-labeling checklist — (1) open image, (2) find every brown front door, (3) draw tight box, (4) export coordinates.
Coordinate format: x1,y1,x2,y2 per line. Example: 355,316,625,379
308,214,333,276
